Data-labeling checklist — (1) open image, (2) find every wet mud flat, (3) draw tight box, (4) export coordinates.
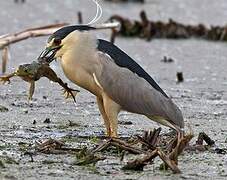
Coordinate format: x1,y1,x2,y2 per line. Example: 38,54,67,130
0,0,227,179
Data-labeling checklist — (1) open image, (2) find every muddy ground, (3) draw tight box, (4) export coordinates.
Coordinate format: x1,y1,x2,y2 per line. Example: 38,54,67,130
0,0,227,179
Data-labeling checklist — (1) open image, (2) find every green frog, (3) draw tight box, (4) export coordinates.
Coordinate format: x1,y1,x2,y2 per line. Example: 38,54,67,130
0,61,79,102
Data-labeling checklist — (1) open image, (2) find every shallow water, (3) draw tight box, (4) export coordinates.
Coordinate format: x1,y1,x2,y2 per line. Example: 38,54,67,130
0,0,227,179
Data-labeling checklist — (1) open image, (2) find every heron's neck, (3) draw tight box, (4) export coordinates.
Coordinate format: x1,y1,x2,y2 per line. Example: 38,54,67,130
59,33,101,93
62,32,97,66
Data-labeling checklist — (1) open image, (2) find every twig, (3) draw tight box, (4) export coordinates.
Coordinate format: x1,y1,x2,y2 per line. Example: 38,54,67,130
176,72,184,83
2,46,9,73
77,11,83,24
110,28,118,43
94,22,120,30
157,149,181,173
148,127,161,147
92,139,112,153
92,138,145,154
0,23,68,50
122,149,158,171
170,134,193,159
198,132,215,146
137,128,161,150
24,151,34,162
110,138,145,154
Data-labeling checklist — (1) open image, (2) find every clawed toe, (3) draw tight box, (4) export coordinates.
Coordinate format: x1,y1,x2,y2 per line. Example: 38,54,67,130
62,88,79,103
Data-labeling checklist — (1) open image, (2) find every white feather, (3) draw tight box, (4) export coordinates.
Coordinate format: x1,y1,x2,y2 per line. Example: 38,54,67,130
87,0,102,25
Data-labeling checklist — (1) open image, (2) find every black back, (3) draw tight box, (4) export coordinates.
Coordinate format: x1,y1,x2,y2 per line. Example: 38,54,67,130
48,25,96,42
97,39,168,98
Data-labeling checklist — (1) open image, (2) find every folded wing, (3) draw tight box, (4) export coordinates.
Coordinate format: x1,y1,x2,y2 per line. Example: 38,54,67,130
95,52,184,128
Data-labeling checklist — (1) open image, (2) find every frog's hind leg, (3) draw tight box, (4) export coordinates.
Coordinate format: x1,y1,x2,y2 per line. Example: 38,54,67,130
28,80,35,101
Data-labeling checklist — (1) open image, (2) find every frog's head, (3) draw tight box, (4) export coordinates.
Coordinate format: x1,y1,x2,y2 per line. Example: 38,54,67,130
16,64,36,77
37,25,96,64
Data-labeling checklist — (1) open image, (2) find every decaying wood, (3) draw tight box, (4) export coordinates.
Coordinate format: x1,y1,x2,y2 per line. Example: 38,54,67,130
91,130,192,173
36,139,64,153
77,11,83,24
122,149,158,171
0,23,68,50
168,133,193,163
185,132,216,152
110,10,227,41
139,127,161,149
35,139,81,154
110,28,118,43
92,138,145,154
31,129,221,173
92,139,112,153
110,138,145,154
177,72,184,83
157,149,180,173
75,150,106,166
123,132,192,173
197,132,215,146
2,46,9,73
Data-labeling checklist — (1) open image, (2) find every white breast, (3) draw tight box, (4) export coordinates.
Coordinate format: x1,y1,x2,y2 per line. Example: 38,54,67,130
58,31,102,95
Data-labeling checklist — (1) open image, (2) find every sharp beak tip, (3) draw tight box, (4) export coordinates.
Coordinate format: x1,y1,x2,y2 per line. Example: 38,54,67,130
38,46,60,63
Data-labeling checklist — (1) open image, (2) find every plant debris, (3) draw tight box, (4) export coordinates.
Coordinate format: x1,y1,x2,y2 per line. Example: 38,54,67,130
109,10,227,42
177,72,184,83
161,56,174,63
35,139,81,154
75,147,106,166
0,105,8,112
43,118,51,124
0,155,19,166
23,128,226,173
196,132,215,146
184,131,225,154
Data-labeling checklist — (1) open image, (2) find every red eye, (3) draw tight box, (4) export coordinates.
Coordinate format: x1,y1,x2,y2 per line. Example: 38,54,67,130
53,38,61,45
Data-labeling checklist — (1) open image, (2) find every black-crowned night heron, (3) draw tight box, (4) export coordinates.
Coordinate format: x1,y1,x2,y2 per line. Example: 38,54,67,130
38,25,184,137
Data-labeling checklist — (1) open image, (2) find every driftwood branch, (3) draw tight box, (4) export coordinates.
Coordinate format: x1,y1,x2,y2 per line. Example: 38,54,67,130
2,46,9,73
0,23,68,50
31,129,224,174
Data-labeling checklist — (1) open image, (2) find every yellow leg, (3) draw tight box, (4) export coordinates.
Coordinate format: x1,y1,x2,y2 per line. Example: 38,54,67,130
102,94,121,138
96,97,111,136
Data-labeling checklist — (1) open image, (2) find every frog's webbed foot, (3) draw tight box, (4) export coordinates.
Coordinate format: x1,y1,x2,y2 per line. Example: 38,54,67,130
62,83,80,103
0,73,16,84
0,76,11,84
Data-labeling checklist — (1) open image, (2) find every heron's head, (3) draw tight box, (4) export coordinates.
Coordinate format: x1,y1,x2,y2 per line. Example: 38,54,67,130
38,25,96,63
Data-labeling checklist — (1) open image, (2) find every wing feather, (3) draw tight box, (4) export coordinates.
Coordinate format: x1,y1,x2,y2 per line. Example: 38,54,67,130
96,52,184,128
97,39,169,98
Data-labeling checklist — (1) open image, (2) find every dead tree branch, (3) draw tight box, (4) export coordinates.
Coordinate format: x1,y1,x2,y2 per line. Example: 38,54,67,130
0,23,68,50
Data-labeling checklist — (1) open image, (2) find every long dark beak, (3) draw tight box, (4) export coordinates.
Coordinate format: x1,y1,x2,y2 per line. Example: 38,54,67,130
37,46,61,64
